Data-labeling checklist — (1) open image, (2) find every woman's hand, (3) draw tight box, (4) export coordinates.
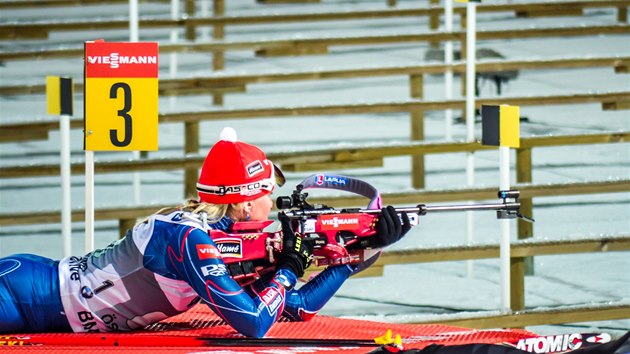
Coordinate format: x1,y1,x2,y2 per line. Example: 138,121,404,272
277,214,313,278
374,206,411,247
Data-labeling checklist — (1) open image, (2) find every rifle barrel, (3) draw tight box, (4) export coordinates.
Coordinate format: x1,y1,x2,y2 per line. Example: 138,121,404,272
356,202,520,214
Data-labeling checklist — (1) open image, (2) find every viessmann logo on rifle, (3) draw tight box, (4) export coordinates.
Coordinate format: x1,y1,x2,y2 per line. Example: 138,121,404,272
319,215,360,230
87,52,157,69
214,238,243,258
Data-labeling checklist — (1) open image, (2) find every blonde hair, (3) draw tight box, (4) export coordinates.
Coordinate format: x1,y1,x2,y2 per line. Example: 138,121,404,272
151,199,246,224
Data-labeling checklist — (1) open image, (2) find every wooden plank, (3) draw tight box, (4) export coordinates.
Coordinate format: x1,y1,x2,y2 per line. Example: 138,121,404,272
0,18,178,39
4,55,628,97
0,0,167,8
615,59,630,73
2,132,629,178
281,158,383,172
375,236,630,265
410,73,425,189
516,9,583,18
184,122,200,198
3,0,627,25
4,85,626,141
0,179,627,226
305,264,383,279
160,84,246,96
157,91,630,123
255,45,328,57
520,131,630,148
603,101,630,110
408,302,630,328
0,156,205,178
515,148,534,276
461,0,630,14
257,0,320,3
0,129,49,142
2,25,628,62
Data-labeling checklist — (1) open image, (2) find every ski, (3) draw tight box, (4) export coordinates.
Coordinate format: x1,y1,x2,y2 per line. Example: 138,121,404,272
1,330,621,353
0,334,377,348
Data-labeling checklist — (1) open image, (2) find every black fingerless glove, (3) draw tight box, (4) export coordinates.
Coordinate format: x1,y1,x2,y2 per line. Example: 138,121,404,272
374,206,411,247
277,213,313,278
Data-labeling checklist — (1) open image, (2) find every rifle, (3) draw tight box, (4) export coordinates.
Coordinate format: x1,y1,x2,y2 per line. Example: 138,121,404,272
209,174,533,285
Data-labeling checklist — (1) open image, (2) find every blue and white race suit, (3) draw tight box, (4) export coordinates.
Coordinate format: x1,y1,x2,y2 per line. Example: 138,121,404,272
0,210,354,337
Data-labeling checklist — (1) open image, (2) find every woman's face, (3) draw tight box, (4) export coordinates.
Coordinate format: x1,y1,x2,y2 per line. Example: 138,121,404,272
248,194,274,221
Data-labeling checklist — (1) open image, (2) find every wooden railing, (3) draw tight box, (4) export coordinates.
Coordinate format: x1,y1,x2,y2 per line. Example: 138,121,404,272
2,0,628,40
3,131,628,179
2,55,628,97
2,90,628,193
0,0,165,9
409,301,630,328
1,178,628,227
3,91,627,143
2,24,629,62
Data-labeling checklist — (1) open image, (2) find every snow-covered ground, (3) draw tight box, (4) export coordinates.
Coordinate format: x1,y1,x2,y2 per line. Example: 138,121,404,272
1,0,629,338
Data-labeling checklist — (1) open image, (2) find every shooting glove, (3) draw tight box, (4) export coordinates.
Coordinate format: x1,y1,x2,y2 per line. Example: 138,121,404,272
278,213,313,278
374,206,411,247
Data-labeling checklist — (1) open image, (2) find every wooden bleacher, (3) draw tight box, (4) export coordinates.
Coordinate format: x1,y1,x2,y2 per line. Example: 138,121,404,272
1,0,628,40
2,55,628,97
3,90,627,139
2,24,629,61
2,131,628,179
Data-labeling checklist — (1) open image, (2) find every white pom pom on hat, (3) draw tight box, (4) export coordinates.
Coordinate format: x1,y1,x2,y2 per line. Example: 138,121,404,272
220,126,238,142
196,126,276,204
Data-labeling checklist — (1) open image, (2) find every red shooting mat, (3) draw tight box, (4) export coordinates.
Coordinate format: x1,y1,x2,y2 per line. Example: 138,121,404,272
1,304,536,353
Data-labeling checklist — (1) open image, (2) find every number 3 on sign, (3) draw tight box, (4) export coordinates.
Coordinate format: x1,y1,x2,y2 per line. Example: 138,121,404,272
109,82,133,147
85,78,158,151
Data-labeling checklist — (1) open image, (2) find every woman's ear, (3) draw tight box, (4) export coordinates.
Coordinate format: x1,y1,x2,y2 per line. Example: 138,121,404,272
243,201,253,221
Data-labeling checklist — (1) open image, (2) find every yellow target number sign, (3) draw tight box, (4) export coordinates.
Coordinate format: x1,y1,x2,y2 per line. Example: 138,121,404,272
84,42,159,151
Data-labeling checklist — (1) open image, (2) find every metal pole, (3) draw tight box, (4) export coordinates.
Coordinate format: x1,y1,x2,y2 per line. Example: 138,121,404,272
129,0,139,42
465,0,477,277
60,114,72,256
444,0,454,140
85,150,95,252
129,0,141,205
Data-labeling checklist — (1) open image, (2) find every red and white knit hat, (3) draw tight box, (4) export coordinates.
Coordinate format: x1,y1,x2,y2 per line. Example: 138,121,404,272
196,127,284,204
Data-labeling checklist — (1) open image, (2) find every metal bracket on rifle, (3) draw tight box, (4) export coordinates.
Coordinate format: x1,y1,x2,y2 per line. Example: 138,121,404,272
497,190,534,222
